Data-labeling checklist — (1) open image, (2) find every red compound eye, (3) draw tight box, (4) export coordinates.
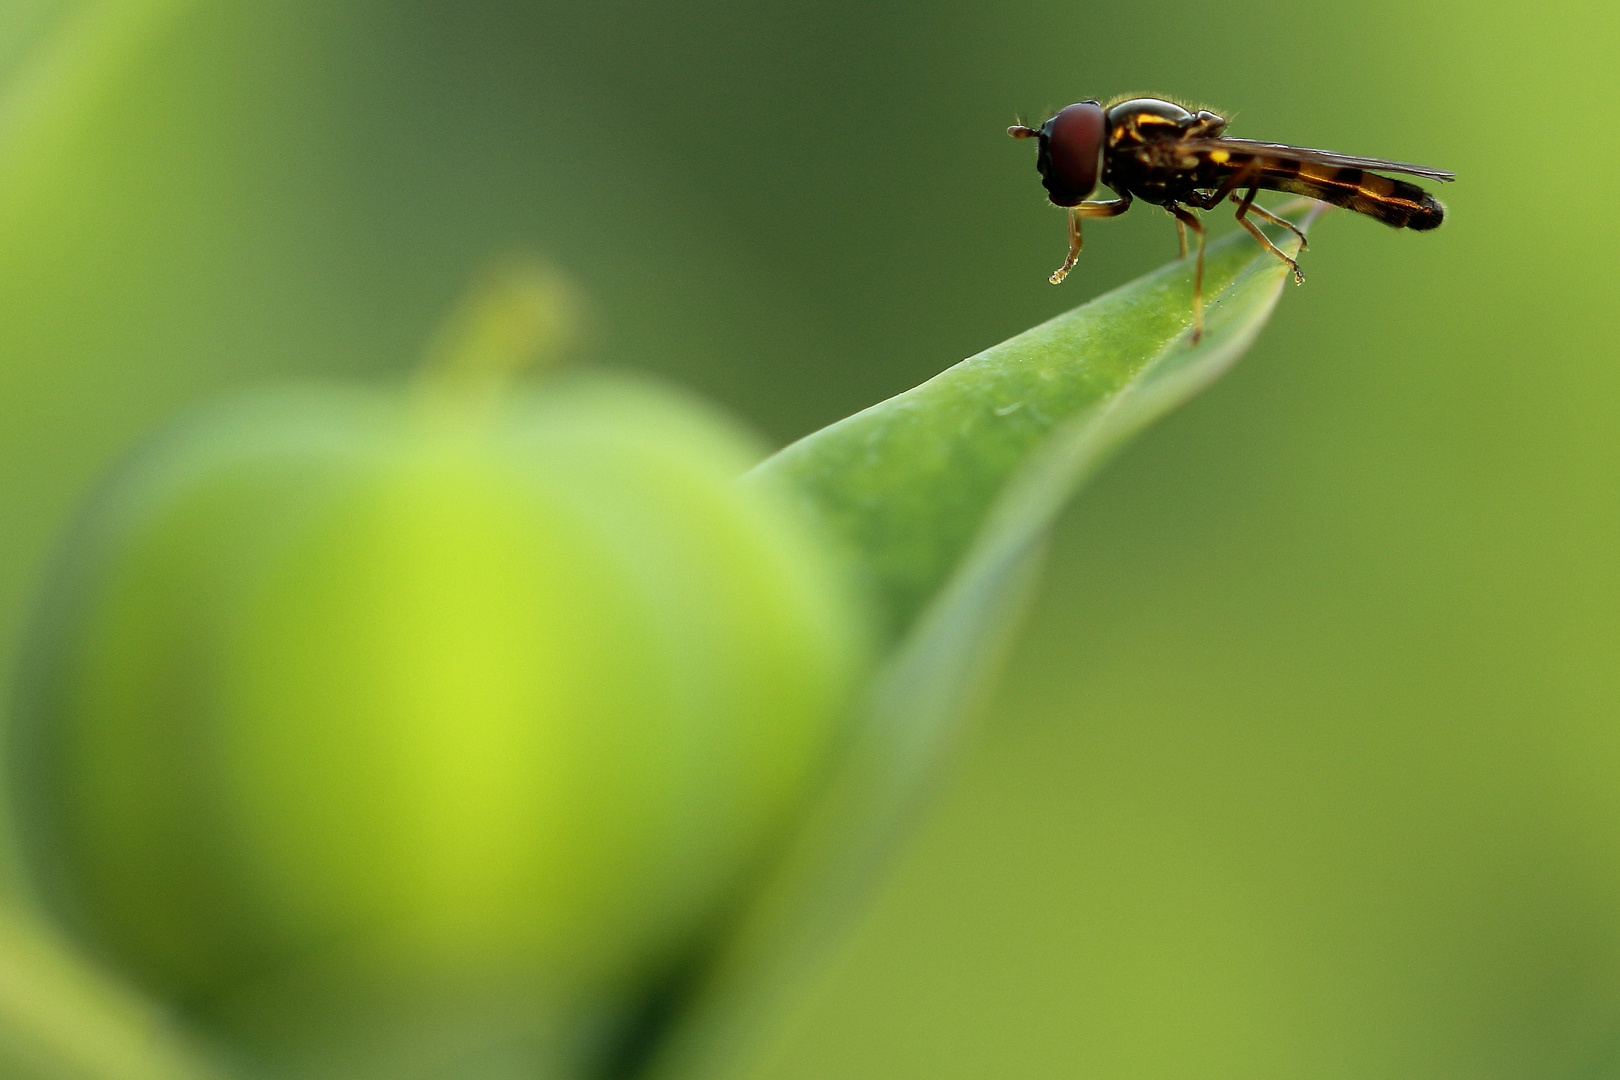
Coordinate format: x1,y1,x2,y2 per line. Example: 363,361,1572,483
1037,101,1105,206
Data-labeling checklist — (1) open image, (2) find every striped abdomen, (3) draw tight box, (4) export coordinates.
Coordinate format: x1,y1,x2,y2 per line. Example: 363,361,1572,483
1256,159,1444,230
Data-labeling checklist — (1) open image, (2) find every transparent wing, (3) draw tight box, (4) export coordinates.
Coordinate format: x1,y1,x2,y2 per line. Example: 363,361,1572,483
1182,137,1457,181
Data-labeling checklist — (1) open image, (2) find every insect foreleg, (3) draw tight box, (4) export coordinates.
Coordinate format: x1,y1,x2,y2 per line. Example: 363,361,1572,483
1050,208,1083,284
1075,196,1133,217
1049,194,1132,285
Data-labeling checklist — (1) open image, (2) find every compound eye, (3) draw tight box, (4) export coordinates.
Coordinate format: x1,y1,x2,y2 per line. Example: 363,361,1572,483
1038,101,1106,206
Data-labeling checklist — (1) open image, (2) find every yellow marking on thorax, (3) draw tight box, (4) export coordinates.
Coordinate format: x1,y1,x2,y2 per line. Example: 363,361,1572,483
1207,149,1230,163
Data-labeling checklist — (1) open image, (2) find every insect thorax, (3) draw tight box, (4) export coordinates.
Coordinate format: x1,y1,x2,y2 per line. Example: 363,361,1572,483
1102,100,1228,204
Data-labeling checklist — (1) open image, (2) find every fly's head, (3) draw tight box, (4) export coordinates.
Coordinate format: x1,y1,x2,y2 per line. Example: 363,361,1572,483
1009,100,1105,207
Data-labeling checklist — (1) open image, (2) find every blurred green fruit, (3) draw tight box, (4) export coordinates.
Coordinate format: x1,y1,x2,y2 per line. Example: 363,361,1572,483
7,373,871,1074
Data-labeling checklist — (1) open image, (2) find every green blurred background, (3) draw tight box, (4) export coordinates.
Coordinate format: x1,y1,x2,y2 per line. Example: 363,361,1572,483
1,0,1618,1077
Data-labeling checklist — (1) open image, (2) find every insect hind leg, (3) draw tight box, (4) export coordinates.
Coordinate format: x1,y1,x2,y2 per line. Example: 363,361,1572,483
1233,186,1305,285
1243,200,1309,251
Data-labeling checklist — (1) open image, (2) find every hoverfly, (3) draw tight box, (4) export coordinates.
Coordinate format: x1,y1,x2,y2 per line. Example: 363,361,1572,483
1009,97,1454,340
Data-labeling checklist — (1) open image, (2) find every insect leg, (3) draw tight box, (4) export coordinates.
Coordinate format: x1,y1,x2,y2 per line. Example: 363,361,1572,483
1185,158,1261,211
1051,208,1084,285
1050,196,1132,285
1233,186,1305,285
1175,217,1187,259
1244,201,1310,250
1078,196,1133,216
1166,203,1206,342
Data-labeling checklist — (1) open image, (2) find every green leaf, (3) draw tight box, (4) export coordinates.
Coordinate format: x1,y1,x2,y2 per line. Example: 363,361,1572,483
646,204,1318,1080
756,203,1320,645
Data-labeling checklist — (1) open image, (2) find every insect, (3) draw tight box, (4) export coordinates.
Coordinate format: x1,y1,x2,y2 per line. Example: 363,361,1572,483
1009,97,1455,340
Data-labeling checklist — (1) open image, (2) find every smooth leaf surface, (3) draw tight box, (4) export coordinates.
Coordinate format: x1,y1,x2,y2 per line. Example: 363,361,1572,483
755,205,1320,644
650,205,1318,1080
